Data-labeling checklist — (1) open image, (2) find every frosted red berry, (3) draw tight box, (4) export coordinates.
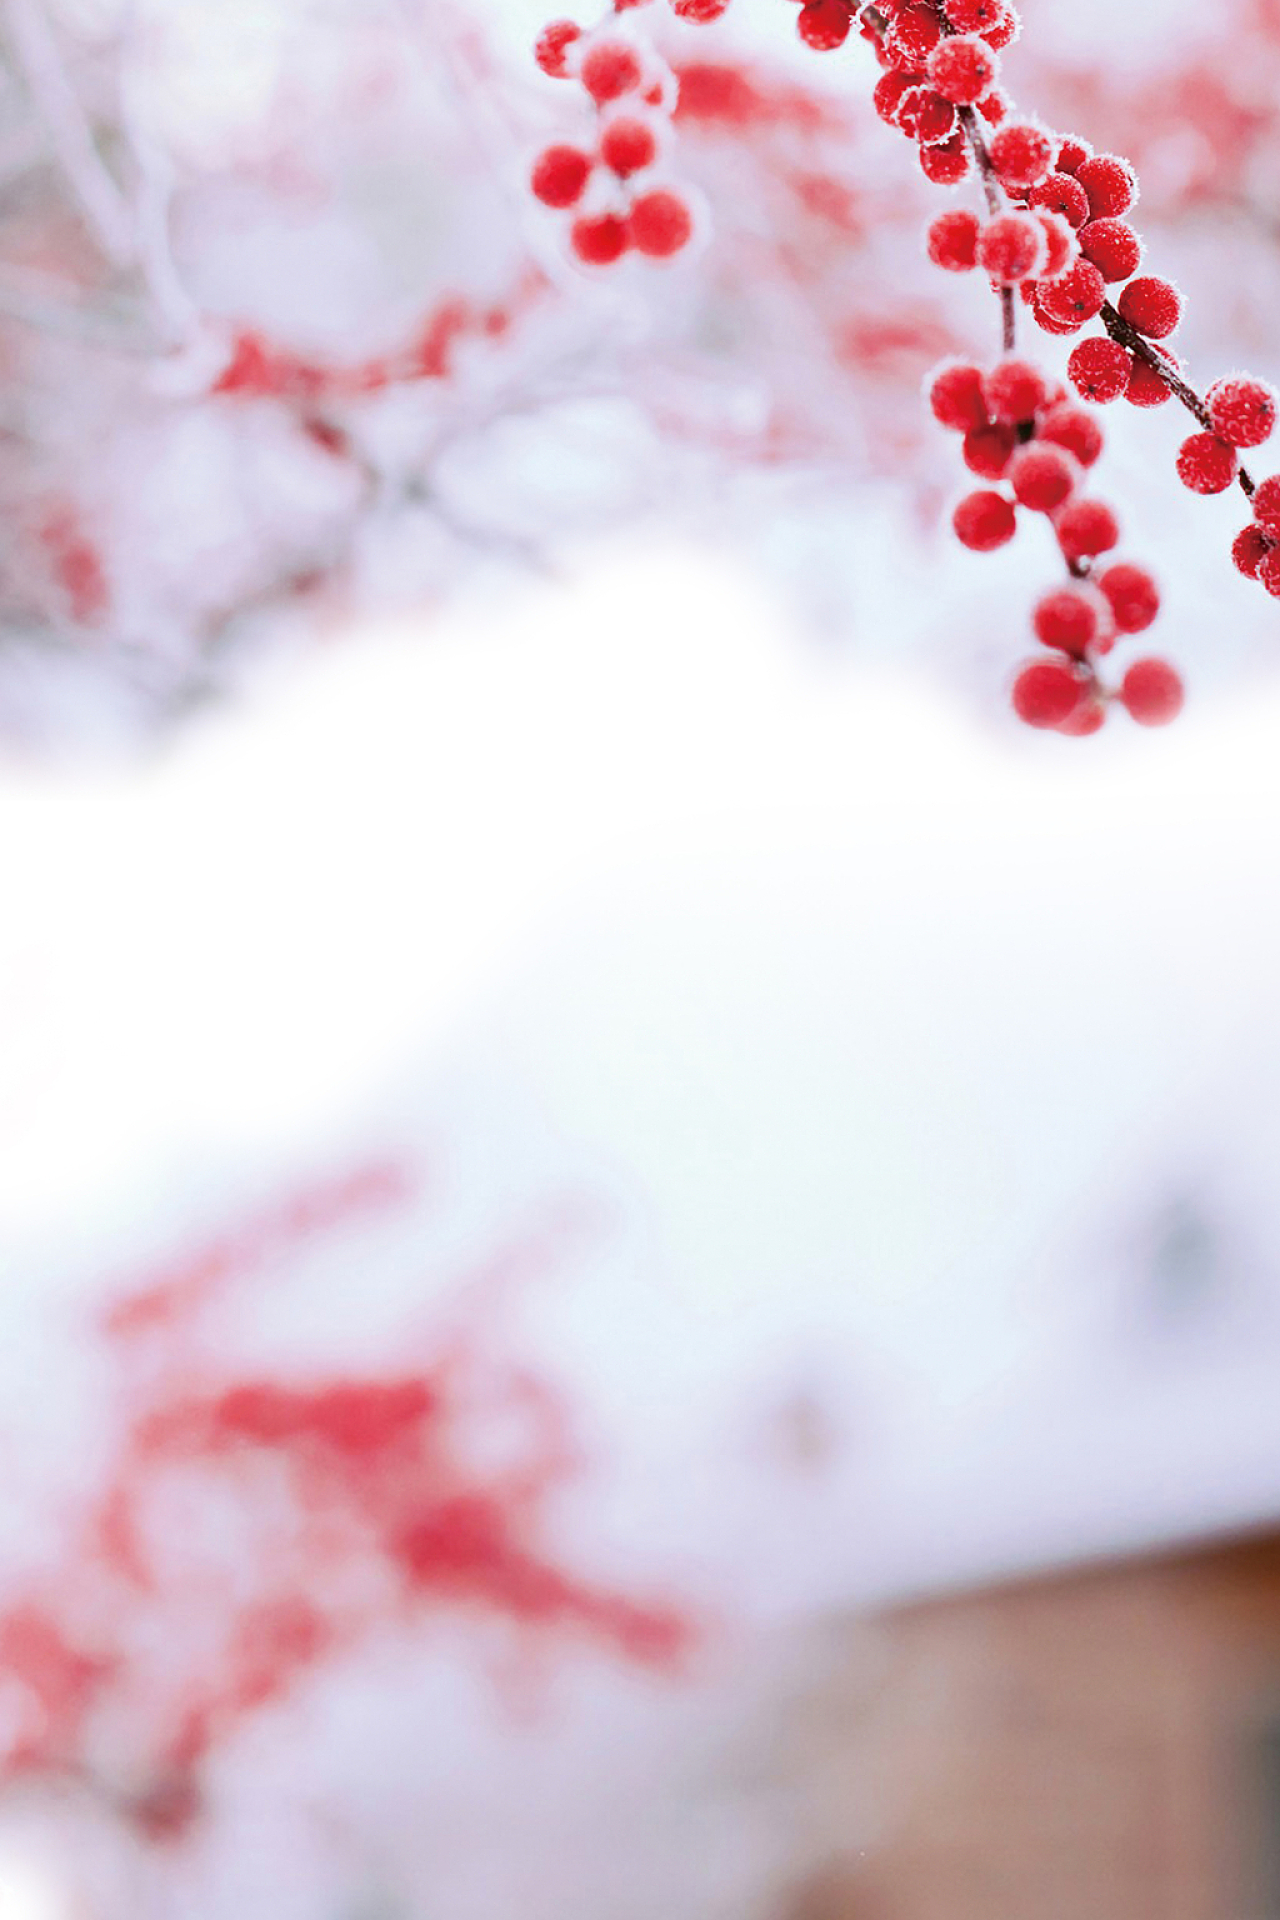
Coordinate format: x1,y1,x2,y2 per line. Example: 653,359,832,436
984,357,1048,424
671,0,731,17
1121,658,1183,726
1038,401,1103,467
1035,213,1075,280
942,0,1011,34
580,41,644,103
1029,172,1089,228
1011,658,1087,727
1055,497,1119,560
1009,442,1078,512
1117,276,1182,339
570,211,630,264
797,0,853,50
1175,432,1238,495
1078,218,1142,282
1259,548,1280,598
1253,475,1280,535
988,120,1054,190
531,145,593,207
976,212,1044,285
873,69,921,124
953,488,1017,550
976,87,1010,124
1067,336,1130,403
927,209,980,271
1075,153,1137,219
535,19,582,76
888,4,944,65
914,90,959,144
1124,351,1173,408
919,132,970,184
1232,524,1272,579
1035,260,1106,330
963,423,1016,479
1206,375,1277,450
1054,136,1091,175
1097,562,1159,632
927,34,998,105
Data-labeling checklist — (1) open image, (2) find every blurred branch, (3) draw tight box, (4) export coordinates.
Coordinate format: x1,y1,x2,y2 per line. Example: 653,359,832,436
2,0,136,267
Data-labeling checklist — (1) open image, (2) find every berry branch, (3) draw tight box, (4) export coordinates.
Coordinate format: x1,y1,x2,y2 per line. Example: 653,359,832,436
528,0,1280,734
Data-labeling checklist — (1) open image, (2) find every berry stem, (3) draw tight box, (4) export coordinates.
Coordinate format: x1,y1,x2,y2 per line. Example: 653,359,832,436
1099,301,1256,499
956,105,1015,352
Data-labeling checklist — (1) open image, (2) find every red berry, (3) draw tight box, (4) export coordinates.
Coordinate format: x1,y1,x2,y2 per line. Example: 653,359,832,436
1035,213,1076,280
1097,562,1160,632
1038,401,1104,467
976,212,1044,286
975,3,1018,50
1035,260,1106,330
797,0,852,49
531,145,593,207
988,120,1054,190
1057,695,1107,735
926,34,998,105
1033,586,1104,656
570,212,630,264
600,115,657,175
1253,474,1280,535
929,360,989,432
1125,351,1173,408
671,0,731,16
1121,658,1183,726
628,188,693,256
1055,497,1119,560
942,0,1011,35
873,69,921,124
887,3,944,65
1232,524,1273,579
1117,276,1182,339
580,40,643,103
1176,432,1238,495
919,132,970,184
1076,153,1137,219
953,488,1017,550
1078,217,1142,282
1206,375,1277,450
927,208,980,271
1011,658,1088,727
962,423,1016,479
535,19,582,76
1009,443,1078,512
984,357,1048,424
1055,135,1093,175
1067,336,1130,403
1031,290,1087,337
1259,547,1280,597
914,90,959,144
975,87,1010,124
1029,172,1090,228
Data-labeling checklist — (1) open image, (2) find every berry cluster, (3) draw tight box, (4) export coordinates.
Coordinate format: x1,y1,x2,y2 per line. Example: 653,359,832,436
932,356,1170,731
529,0,1279,731
533,17,696,265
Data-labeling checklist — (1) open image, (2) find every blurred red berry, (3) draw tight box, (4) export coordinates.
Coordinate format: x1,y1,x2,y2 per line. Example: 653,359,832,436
1121,658,1183,725
953,488,1017,550
1097,562,1160,632
531,145,593,207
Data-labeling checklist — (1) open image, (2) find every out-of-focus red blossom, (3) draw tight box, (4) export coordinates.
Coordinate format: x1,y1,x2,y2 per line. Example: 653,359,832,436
0,1160,689,1848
